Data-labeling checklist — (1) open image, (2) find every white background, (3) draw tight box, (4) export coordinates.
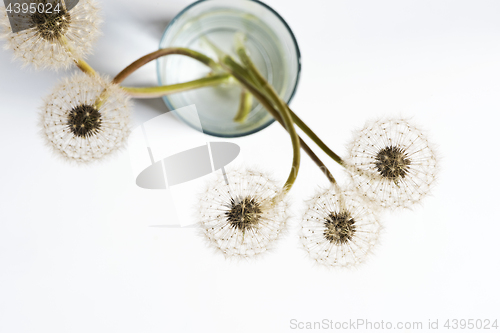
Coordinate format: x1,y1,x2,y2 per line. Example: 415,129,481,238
1,0,499,332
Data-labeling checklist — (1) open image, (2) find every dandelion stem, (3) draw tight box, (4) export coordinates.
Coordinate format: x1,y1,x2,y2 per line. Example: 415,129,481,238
93,88,110,110
106,43,339,182
234,89,253,123
113,48,220,85
234,35,345,168
121,74,232,98
60,36,96,76
74,58,96,76
288,109,345,167
95,49,221,109
221,56,301,192
221,56,336,185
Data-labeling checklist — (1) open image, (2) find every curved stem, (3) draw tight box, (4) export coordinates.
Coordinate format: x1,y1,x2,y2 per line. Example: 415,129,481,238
121,74,231,98
61,36,96,76
221,56,336,185
102,43,340,183
61,36,103,107
74,58,96,76
222,56,300,193
113,48,220,85
288,109,345,167
235,35,346,168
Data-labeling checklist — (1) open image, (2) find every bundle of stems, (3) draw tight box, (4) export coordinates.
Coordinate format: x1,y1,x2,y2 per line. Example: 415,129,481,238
76,37,346,194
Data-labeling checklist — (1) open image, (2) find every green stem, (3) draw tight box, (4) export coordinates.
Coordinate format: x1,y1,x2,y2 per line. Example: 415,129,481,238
220,57,336,184
288,109,345,167
95,49,220,109
121,74,231,98
61,36,96,76
74,58,96,76
222,56,300,193
235,35,265,86
234,89,253,123
60,36,104,107
113,48,220,85
235,35,345,168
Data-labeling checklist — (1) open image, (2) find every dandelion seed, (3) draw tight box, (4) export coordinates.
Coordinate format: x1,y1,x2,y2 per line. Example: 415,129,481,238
39,72,131,163
299,187,382,268
345,118,438,209
198,168,290,258
0,0,101,70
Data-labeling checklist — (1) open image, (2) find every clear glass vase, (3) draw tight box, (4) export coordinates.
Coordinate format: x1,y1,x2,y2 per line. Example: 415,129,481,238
157,0,301,137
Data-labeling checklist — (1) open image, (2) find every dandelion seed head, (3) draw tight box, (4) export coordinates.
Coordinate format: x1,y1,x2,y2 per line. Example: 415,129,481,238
299,187,382,268
323,211,356,245
67,104,102,138
30,6,71,41
0,0,101,70
198,168,290,258
226,197,263,231
39,72,131,163
345,118,438,209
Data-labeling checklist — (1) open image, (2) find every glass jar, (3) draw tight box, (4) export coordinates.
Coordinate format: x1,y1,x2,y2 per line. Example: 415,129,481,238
157,0,301,137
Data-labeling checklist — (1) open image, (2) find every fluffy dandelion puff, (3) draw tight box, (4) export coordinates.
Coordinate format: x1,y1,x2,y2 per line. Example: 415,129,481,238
198,168,291,258
345,118,438,209
299,187,382,268
39,72,131,163
0,0,101,70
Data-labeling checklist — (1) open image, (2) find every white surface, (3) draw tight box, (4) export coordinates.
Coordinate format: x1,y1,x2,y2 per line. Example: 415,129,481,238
0,0,499,332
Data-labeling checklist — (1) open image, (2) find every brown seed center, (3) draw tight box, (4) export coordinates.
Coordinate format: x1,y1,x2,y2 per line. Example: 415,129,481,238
30,2,71,41
225,197,263,231
67,104,102,138
324,211,356,245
